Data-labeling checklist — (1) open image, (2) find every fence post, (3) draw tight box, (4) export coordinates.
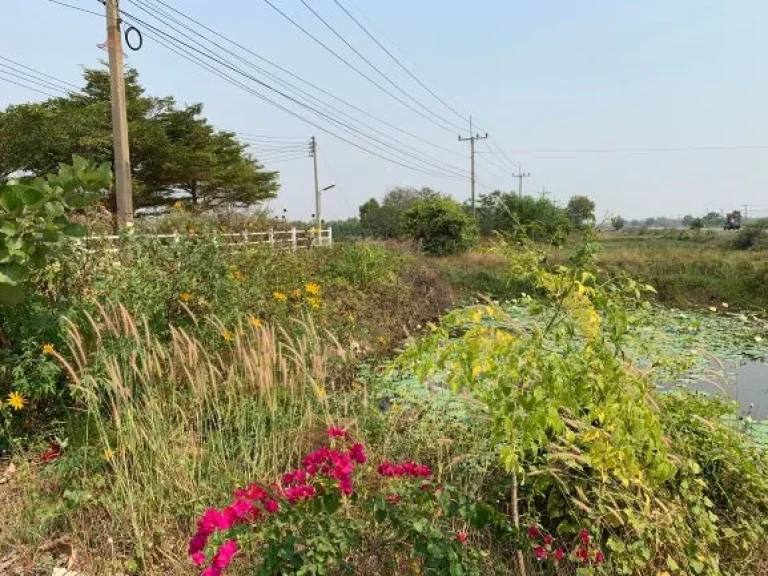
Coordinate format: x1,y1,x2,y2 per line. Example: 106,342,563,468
291,227,297,250
242,230,249,245
269,228,275,248
327,226,333,246
173,229,180,244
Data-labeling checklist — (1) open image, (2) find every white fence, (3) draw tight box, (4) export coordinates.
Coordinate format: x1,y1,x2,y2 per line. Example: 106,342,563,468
79,227,333,250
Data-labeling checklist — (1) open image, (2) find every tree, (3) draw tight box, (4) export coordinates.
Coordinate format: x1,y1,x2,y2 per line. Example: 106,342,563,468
404,196,477,255
689,218,704,230
0,68,278,213
474,191,571,244
610,215,626,231
701,212,726,228
358,187,438,239
566,196,595,228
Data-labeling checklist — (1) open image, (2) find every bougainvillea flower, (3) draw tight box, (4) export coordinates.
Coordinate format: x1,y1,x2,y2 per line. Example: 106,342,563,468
534,546,548,560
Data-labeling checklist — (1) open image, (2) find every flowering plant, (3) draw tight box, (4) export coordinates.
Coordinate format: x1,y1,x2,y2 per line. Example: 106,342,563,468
189,427,506,575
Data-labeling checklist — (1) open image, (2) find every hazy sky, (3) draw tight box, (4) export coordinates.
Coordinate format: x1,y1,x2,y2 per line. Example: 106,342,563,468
3,0,768,220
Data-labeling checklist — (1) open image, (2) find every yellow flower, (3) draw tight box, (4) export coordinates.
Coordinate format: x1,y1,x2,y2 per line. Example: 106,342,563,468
249,316,263,328
180,292,193,303
221,329,234,342
273,291,287,302
377,336,388,345
7,391,26,411
173,200,184,212
304,282,320,295
347,312,356,323
42,343,55,355
306,297,321,309
231,270,243,281
291,288,302,298
104,448,114,462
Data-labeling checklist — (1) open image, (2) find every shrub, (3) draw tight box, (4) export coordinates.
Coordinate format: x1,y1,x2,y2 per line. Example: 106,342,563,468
610,215,626,231
404,197,477,256
732,219,768,250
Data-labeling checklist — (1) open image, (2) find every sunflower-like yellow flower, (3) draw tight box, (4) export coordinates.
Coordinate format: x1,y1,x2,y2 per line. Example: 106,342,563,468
7,391,26,411
291,288,302,298
231,270,243,281
249,316,263,328
273,291,287,302
42,343,55,355
306,297,321,309
304,282,320,295
180,292,193,303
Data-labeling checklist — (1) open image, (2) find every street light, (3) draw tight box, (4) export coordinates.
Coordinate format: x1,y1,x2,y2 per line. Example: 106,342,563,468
322,184,336,192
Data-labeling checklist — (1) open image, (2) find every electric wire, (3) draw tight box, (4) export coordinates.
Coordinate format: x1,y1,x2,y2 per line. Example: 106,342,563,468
46,0,103,17
0,74,62,99
295,0,464,132
131,0,469,176
0,55,81,92
117,15,468,179
0,69,70,96
145,0,468,160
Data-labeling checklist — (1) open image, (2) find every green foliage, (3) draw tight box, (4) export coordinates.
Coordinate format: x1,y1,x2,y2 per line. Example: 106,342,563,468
404,196,477,256
359,187,439,239
610,215,626,231
474,191,572,244
0,156,110,302
732,219,768,250
0,68,278,211
690,218,704,230
397,231,768,574
322,217,362,240
566,195,596,228
701,211,726,228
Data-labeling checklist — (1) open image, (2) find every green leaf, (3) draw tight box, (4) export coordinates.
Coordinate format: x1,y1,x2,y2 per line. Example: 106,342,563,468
0,262,27,285
62,223,86,238
0,282,24,304
666,556,680,572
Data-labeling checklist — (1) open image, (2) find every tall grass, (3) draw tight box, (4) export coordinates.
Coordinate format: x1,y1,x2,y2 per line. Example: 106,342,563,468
56,303,361,570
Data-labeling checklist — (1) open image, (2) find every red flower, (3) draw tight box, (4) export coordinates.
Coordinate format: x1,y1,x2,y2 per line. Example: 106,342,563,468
534,546,548,561
595,551,605,564
188,532,208,556
264,499,279,514
41,442,61,463
553,548,565,562
576,546,589,563
212,539,238,570
527,525,541,539
338,476,353,495
327,427,348,439
579,529,590,545
456,531,468,544
191,551,207,566
349,443,367,464
543,535,553,546
234,483,268,501
377,460,432,479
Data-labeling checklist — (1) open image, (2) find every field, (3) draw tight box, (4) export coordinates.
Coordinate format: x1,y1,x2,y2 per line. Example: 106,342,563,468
1,221,768,576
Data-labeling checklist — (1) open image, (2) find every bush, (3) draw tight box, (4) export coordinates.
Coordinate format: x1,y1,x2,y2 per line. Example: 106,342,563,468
475,192,571,244
732,219,768,250
404,197,477,256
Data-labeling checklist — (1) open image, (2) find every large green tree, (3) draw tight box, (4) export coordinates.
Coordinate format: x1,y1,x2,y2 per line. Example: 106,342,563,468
358,186,438,239
566,195,596,228
0,68,279,212
474,191,572,244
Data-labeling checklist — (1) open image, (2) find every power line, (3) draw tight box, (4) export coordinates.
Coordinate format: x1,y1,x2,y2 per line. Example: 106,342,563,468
0,74,62,99
329,0,466,123
478,145,768,154
295,0,464,132
117,13,468,180
0,55,81,91
257,0,461,135
146,0,468,160
0,69,69,96
46,0,103,18
120,3,469,179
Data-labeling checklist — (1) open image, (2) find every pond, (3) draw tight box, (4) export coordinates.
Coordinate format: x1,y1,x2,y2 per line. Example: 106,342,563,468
681,360,768,418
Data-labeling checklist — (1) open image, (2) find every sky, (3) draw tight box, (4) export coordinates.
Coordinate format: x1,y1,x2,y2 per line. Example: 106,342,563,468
2,0,768,221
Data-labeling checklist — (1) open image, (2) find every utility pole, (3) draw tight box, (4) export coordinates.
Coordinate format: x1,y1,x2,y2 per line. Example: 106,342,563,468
105,0,134,229
458,115,488,218
310,136,320,232
539,185,550,200
513,165,531,198
744,204,748,222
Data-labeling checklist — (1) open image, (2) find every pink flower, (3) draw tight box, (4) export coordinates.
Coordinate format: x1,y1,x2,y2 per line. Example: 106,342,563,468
189,532,209,555
234,483,267,501
456,531,468,544
327,427,348,439
338,476,353,495
377,460,432,479
553,548,565,562
576,546,589,563
527,525,541,539
534,546,548,561
212,539,238,570
579,529,590,545
595,551,605,564
349,443,367,464
228,499,254,520
201,567,221,576
543,535,553,546
264,499,279,513
218,507,238,530
198,508,223,535
191,551,207,566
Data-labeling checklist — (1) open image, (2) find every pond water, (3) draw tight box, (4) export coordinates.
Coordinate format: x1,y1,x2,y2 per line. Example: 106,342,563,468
679,360,768,418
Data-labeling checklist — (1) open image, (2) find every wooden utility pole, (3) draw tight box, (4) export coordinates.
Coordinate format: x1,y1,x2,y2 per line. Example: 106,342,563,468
310,136,320,232
458,116,488,218
105,0,134,229
513,165,531,198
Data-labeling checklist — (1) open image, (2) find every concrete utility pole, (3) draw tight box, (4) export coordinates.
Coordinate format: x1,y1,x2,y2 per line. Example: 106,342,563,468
513,165,531,198
310,136,320,231
539,185,550,200
458,116,488,218
105,0,134,229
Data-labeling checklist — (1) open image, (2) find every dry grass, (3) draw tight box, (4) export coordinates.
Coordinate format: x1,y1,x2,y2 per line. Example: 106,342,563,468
4,303,363,575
